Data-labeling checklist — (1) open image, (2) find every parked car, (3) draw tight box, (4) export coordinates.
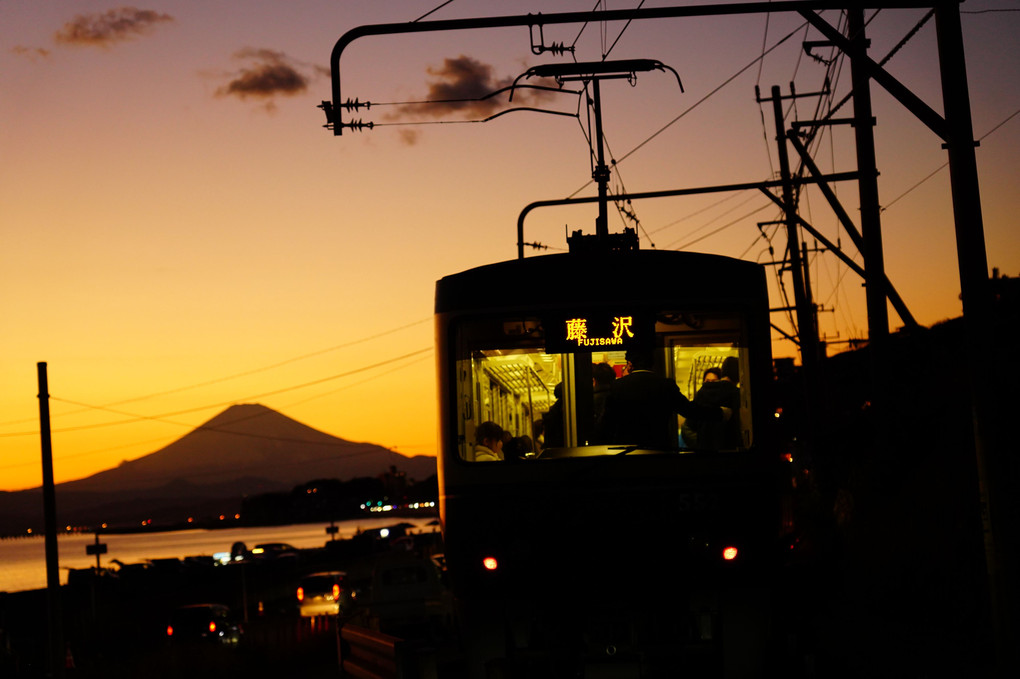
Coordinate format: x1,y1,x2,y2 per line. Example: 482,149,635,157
166,604,243,646
250,542,299,560
296,571,354,617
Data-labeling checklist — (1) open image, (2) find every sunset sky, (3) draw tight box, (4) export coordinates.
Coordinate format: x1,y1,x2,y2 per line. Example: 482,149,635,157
2,1,1017,492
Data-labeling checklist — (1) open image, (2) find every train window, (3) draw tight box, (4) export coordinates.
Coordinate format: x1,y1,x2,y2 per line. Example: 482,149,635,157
452,311,752,462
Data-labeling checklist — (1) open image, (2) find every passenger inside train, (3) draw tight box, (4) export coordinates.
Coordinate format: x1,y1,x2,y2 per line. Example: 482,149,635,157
452,309,752,462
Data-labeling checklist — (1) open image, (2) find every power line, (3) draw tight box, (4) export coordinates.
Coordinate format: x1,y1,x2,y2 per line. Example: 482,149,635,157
1,348,432,437
52,347,432,431
278,352,434,409
0,351,435,472
0,434,174,471
0,318,432,428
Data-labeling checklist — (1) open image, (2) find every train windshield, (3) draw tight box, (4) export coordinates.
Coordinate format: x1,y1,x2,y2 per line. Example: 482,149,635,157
452,310,753,462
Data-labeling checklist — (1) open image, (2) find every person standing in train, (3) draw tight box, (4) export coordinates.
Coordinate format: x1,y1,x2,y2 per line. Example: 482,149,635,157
600,349,727,448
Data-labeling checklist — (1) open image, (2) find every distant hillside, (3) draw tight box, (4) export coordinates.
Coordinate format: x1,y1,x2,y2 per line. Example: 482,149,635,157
0,404,436,533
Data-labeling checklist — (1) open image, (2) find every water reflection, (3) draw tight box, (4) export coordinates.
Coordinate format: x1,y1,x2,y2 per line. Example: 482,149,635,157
0,517,437,593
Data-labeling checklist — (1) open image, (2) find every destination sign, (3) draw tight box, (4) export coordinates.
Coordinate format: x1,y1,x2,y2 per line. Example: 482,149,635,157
545,311,652,353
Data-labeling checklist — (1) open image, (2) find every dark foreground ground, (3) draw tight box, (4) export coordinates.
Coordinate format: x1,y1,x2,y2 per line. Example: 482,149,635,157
1,527,451,678
0,508,1000,678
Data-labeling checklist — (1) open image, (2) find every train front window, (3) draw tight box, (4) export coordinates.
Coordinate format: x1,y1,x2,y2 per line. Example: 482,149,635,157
452,311,753,462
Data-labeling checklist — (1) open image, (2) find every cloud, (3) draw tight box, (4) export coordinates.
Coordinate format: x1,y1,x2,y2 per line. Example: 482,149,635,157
216,48,312,107
390,55,558,121
398,130,421,146
11,45,51,60
54,7,174,47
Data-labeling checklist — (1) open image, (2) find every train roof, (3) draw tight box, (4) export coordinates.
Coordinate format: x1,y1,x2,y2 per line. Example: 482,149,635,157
435,249,766,314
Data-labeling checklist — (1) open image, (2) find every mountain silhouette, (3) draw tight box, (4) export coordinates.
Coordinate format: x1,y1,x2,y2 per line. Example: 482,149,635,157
62,403,434,492
0,404,436,533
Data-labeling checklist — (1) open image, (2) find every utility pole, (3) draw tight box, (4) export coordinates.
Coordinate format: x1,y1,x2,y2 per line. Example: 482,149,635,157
848,8,890,343
591,78,610,243
934,4,1010,671
768,85,820,377
38,362,65,679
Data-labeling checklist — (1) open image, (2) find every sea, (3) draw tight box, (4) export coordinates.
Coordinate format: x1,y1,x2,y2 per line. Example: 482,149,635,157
0,516,439,594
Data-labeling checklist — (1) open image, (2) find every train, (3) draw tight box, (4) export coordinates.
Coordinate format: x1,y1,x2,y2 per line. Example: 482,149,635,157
434,229,794,676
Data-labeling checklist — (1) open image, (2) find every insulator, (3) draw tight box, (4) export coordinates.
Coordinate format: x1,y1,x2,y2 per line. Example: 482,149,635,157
341,120,375,132
342,98,371,112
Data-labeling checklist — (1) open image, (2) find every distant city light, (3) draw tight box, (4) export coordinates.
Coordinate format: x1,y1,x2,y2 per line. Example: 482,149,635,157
364,500,435,513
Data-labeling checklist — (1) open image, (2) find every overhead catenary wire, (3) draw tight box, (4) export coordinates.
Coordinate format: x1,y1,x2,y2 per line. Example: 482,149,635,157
882,107,1020,212
667,201,775,251
761,7,933,346
568,0,604,52
413,0,456,23
773,8,943,345
563,11,806,242
602,1,646,61
648,191,748,237
661,191,764,249
820,8,935,125
567,18,809,200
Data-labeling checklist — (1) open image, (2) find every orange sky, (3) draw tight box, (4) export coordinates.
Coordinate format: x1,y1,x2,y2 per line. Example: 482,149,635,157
2,1,1018,491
